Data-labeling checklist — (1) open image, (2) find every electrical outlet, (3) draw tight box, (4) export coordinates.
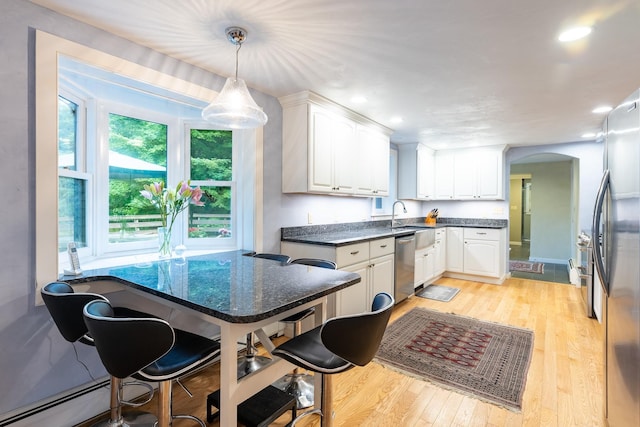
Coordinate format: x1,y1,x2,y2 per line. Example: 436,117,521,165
307,212,313,224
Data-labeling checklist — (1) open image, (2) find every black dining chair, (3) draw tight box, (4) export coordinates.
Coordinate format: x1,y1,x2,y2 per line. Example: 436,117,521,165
272,292,394,426
236,252,293,378
273,258,338,409
41,281,157,426
83,299,221,427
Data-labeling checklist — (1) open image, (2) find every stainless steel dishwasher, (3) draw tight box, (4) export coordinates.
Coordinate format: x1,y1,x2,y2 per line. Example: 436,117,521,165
394,233,416,303
395,229,436,303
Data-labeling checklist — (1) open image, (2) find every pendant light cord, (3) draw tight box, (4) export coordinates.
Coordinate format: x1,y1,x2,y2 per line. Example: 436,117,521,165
235,42,242,81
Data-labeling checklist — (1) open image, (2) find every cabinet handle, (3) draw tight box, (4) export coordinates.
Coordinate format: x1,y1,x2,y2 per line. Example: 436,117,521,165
477,232,487,235
350,250,360,255
380,244,387,248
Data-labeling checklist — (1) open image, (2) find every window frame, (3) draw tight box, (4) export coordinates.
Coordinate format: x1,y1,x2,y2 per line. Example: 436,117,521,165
35,31,262,304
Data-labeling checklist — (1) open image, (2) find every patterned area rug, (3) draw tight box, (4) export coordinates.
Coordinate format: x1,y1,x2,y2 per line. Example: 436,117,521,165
375,308,534,411
509,260,544,274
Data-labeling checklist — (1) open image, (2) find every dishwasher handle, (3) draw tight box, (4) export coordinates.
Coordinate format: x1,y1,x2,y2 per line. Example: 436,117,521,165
396,237,415,244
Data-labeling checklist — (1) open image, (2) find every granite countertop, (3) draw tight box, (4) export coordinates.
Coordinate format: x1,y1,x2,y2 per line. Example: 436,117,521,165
63,250,360,323
281,217,507,247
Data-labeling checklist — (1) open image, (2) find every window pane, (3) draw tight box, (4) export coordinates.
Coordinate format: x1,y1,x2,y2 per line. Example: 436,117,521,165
108,113,167,244
190,129,232,181
58,176,87,251
188,186,232,239
58,96,77,171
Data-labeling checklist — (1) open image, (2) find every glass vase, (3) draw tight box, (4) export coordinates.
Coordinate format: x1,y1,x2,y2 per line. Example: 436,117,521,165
158,226,172,258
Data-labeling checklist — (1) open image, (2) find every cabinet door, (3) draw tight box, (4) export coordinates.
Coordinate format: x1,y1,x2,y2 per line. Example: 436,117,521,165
476,149,502,199
464,239,500,277
424,247,435,283
417,147,435,199
336,260,369,316
434,231,446,275
446,227,464,272
370,254,394,301
370,131,390,195
414,248,425,288
453,151,476,199
355,127,390,196
332,116,357,194
434,151,455,199
308,107,335,193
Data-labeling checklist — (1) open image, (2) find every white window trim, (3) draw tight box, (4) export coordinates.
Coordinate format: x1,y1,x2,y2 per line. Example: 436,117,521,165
34,30,263,305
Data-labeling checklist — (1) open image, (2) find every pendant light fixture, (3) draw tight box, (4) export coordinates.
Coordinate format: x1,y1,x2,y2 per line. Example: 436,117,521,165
202,27,268,129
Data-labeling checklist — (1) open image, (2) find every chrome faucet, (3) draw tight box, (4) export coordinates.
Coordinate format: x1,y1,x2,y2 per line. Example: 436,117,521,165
391,200,407,228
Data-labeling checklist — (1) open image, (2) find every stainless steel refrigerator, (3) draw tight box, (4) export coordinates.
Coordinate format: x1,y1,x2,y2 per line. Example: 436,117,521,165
593,89,640,427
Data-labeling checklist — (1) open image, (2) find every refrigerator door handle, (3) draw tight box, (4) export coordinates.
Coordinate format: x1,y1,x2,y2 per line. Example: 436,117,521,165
592,169,610,295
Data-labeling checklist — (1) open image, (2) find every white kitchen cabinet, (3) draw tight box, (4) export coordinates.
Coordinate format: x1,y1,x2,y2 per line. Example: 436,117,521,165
398,144,434,200
444,226,505,279
454,148,504,200
446,227,464,272
462,228,504,278
414,245,435,288
434,228,446,275
280,91,392,196
355,126,390,196
281,237,394,317
434,150,455,199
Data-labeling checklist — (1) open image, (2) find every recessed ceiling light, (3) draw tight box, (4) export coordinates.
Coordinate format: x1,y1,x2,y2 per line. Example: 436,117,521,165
592,106,612,114
582,132,597,138
351,95,367,104
390,116,403,124
558,26,592,42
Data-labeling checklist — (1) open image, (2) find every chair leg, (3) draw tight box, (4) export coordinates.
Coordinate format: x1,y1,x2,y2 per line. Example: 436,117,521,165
290,373,332,427
90,377,156,427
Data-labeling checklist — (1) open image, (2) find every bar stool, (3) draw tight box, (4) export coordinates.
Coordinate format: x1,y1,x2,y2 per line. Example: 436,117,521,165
83,299,221,427
272,292,394,426
41,282,156,426
236,253,292,378
272,258,337,409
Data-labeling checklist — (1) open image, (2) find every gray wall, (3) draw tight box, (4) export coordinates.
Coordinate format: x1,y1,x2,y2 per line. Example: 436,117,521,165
0,0,286,421
511,161,573,263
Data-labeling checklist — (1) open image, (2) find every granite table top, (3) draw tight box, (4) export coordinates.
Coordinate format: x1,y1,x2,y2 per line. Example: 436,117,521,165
63,250,361,323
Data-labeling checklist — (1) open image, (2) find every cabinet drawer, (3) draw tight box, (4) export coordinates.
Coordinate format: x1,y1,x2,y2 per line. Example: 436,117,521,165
336,242,370,266
370,237,394,258
463,228,501,241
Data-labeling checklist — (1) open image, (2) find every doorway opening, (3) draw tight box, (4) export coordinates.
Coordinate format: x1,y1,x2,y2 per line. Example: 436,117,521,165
508,154,578,284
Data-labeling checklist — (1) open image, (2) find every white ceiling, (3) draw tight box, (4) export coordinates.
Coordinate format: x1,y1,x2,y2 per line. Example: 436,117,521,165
31,0,640,149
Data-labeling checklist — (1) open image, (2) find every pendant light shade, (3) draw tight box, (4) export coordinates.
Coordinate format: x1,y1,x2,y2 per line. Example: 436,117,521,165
202,27,268,129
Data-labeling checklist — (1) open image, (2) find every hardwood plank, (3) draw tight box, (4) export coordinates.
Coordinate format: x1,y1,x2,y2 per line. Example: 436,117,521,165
75,276,604,427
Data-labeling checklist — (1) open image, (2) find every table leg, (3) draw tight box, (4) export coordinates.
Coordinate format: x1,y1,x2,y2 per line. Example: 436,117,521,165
218,322,238,427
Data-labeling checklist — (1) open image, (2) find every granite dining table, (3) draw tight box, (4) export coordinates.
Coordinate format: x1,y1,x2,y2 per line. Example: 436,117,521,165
63,249,361,426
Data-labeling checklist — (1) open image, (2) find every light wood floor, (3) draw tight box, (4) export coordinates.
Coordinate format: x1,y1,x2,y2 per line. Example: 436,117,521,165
77,276,605,427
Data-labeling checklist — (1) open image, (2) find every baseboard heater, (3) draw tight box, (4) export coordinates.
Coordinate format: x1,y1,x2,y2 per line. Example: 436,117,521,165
568,258,580,286
0,379,109,426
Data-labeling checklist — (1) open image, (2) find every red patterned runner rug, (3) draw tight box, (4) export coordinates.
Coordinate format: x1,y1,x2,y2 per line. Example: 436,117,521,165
375,308,534,411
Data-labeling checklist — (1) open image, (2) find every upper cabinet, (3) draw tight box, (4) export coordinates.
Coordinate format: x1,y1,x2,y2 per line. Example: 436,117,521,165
399,144,506,201
280,91,392,197
398,143,435,200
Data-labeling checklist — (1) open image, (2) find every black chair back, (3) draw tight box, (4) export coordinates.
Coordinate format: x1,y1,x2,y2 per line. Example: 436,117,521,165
320,292,394,366
290,258,337,270
253,253,292,263
41,281,107,344
83,300,174,379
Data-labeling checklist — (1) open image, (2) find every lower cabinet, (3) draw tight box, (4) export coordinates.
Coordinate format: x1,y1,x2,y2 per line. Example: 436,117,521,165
414,246,435,288
281,237,395,317
444,227,505,279
339,253,394,316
